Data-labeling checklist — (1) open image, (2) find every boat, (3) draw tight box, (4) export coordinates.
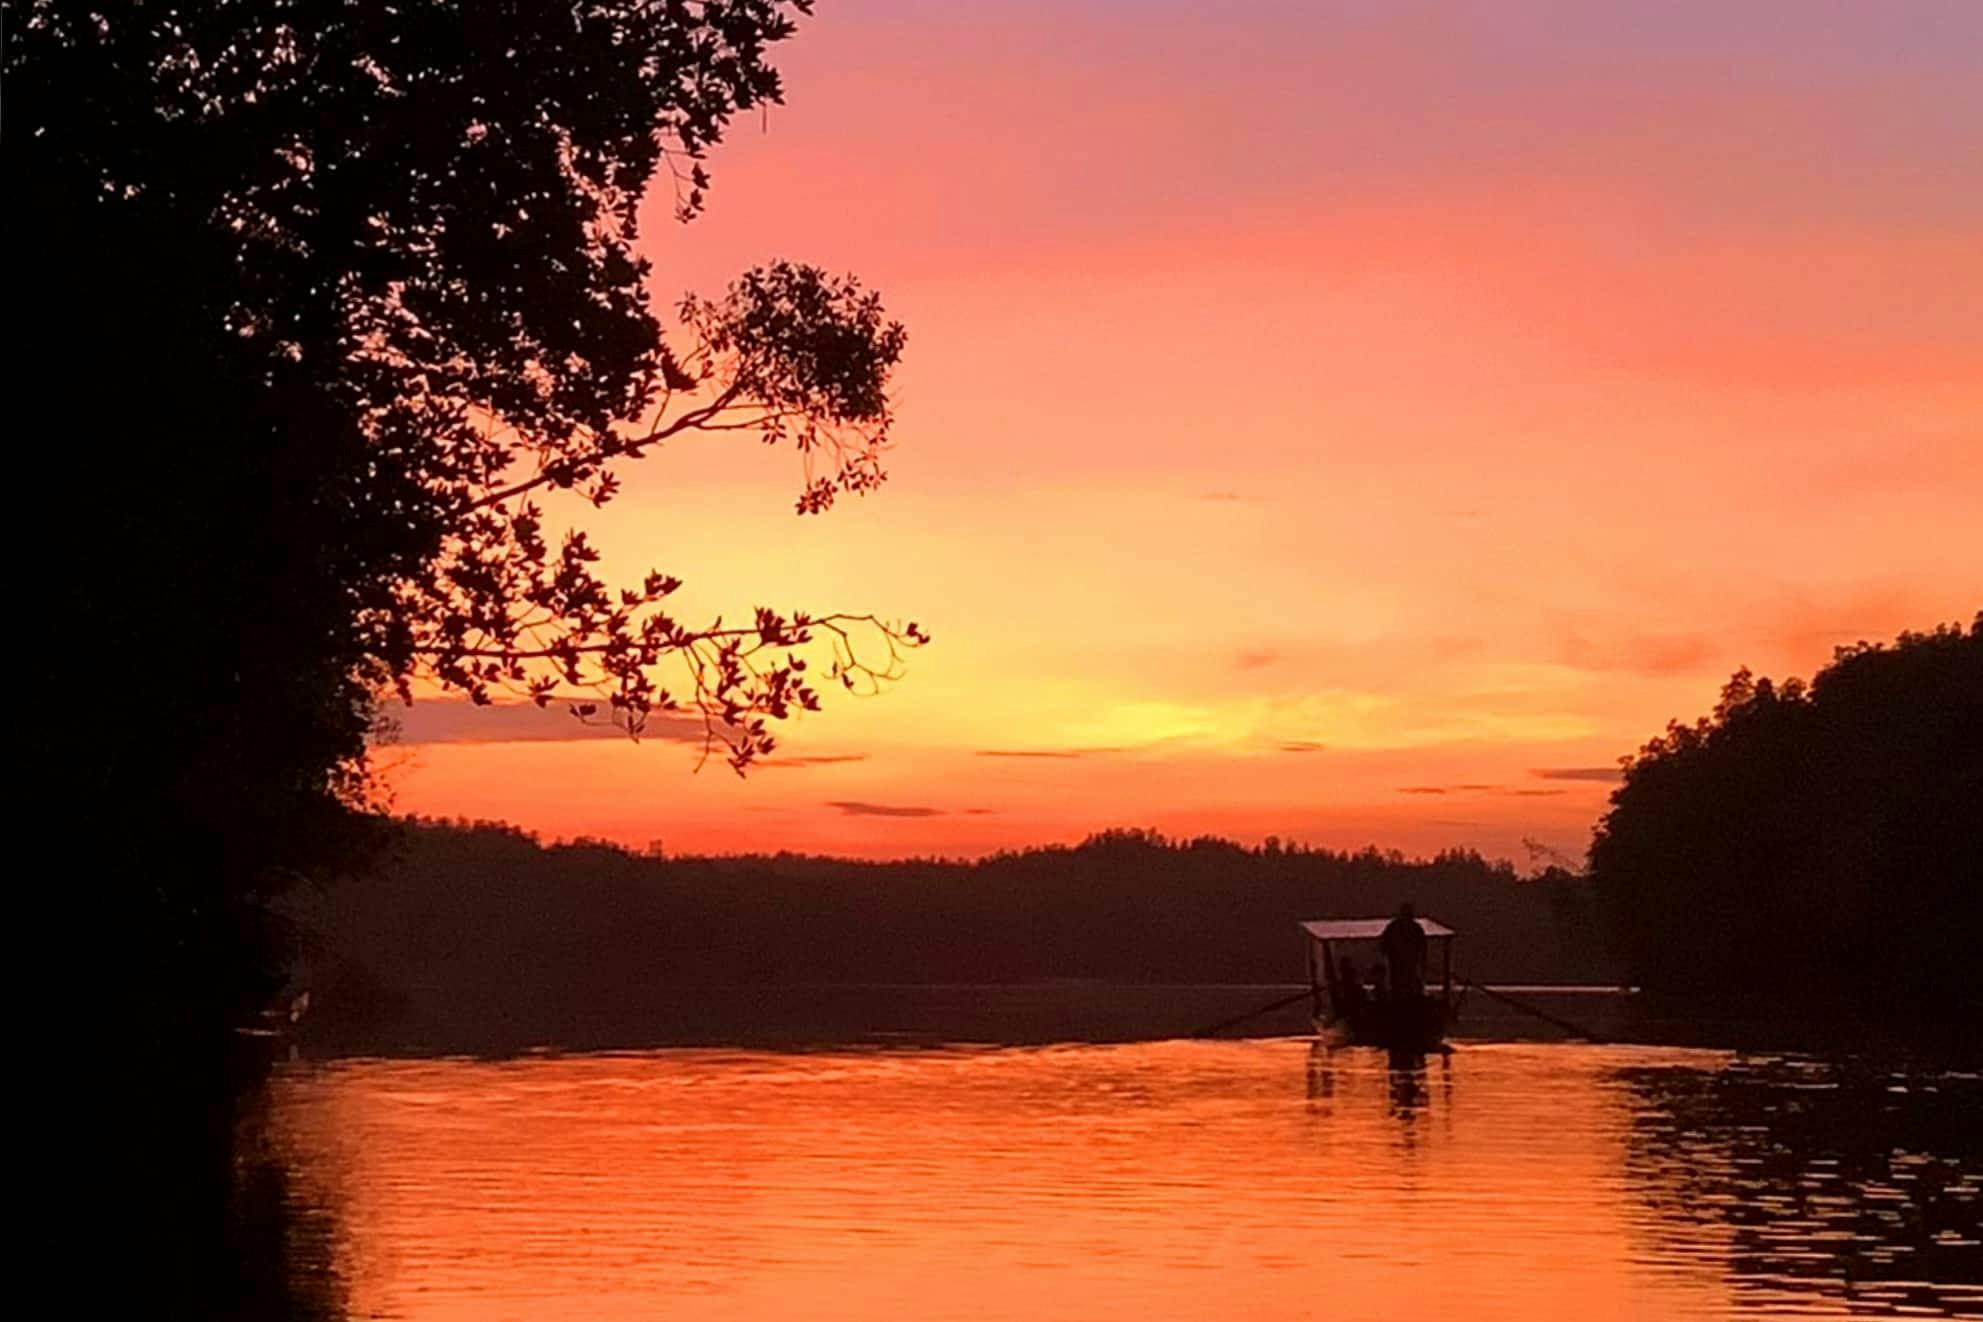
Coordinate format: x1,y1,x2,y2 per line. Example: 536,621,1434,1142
1299,916,1460,1054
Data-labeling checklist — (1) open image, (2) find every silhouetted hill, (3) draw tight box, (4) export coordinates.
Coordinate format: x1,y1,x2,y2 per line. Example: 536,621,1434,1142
290,822,1615,1051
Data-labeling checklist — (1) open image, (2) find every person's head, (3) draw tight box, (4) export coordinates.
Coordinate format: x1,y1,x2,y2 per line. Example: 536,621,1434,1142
1398,900,1416,920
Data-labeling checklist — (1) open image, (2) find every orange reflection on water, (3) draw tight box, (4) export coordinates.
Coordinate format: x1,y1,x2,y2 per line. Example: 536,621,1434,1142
269,1042,1765,1320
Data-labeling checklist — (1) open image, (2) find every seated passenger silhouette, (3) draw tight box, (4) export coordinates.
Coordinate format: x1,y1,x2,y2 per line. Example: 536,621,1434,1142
1337,956,1368,1017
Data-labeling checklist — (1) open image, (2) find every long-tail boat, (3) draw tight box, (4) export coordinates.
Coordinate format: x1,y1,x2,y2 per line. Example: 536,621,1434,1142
1299,916,1459,1053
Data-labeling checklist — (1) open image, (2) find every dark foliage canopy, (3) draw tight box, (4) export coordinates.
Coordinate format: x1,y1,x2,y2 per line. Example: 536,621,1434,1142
10,0,919,765
1590,616,1982,1014
8,1,917,1045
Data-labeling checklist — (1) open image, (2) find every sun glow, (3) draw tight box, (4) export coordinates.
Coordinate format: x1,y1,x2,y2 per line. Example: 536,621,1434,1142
385,1,1983,860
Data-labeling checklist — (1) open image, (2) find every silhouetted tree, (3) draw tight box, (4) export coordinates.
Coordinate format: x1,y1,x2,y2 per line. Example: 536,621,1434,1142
1590,617,1982,1017
12,0,918,1037
9,6,915,1308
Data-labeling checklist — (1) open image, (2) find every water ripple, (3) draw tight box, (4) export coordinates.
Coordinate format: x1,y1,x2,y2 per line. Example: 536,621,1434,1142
267,1041,1982,1320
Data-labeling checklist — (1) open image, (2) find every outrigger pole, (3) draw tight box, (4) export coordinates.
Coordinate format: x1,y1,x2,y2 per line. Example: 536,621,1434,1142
1190,988,1314,1039
1458,978,1608,1043
1191,980,1609,1043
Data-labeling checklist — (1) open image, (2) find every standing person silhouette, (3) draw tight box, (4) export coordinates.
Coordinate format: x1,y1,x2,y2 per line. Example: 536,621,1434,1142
1380,901,1427,1001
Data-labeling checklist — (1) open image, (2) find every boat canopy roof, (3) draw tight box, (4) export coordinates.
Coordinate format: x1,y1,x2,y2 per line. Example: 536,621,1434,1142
1300,917,1454,942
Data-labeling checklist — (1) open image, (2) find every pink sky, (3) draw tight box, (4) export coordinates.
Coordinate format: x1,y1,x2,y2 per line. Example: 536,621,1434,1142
384,1,1982,862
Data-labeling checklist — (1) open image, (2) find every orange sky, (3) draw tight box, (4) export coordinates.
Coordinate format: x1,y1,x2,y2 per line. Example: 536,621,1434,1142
384,0,1982,862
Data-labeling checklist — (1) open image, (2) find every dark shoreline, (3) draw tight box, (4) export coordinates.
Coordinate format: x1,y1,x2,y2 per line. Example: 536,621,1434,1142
289,981,1975,1064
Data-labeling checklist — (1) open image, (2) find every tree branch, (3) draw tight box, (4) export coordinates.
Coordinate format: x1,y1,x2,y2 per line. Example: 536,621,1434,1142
459,383,743,513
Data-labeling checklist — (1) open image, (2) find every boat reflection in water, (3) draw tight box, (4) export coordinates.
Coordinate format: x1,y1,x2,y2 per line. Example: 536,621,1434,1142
264,1037,1982,1320
1304,1041,1451,1119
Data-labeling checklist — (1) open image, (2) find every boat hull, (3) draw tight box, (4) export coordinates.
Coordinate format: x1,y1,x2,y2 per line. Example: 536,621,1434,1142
1316,994,1453,1054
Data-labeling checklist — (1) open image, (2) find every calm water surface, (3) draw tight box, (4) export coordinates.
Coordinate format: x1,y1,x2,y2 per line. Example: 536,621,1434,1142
261,1041,1982,1320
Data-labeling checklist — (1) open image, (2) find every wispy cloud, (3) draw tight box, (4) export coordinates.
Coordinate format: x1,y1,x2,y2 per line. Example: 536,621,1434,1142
1200,490,1248,503
1532,766,1625,783
1278,740,1327,754
1557,630,1718,677
756,754,871,770
974,747,1126,759
826,801,945,818
1234,648,1281,671
1402,783,1569,798
384,699,708,746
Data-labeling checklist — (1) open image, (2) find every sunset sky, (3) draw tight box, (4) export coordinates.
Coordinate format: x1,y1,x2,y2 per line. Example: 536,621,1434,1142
386,0,1981,862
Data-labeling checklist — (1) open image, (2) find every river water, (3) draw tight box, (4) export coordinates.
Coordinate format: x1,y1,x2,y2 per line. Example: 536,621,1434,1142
253,1037,1982,1319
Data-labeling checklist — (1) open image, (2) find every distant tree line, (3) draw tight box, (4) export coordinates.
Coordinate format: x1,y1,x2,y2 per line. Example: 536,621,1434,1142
290,822,1613,1052
1591,617,1981,1018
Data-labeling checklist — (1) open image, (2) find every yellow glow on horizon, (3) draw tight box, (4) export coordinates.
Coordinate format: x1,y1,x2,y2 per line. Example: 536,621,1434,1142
379,1,1983,860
